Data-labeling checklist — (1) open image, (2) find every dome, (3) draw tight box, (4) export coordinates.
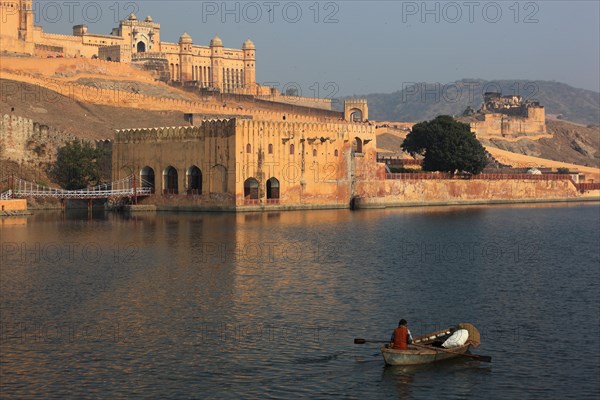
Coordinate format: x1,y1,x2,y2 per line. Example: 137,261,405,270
128,13,137,21
145,16,153,22
242,39,255,50
210,35,223,47
179,32,192,43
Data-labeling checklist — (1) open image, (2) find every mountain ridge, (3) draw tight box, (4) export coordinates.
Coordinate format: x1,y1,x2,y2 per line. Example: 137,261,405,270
336,79,600,126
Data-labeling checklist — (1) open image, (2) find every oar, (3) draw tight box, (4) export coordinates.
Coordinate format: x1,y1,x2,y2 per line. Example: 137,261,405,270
353,338,492,363
354,338,388,344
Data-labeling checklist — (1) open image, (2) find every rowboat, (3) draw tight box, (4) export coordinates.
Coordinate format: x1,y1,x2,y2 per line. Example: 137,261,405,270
381,323,481,366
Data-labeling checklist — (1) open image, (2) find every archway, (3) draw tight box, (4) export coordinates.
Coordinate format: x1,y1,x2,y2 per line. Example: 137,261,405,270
137,41,146,53
187,166,202,194
344,100,369,122
163,166,178,194
140,166,155,193
244,178,259,199
350,109,363,122
353,137,363,154
266,177,280,201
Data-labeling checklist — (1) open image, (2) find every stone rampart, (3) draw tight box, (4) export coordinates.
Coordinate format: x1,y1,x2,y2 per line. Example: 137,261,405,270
1,70,347,123
0,114,80,164
355,177,580,208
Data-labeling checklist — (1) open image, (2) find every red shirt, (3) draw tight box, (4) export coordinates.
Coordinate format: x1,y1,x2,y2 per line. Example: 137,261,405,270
392,326,409,350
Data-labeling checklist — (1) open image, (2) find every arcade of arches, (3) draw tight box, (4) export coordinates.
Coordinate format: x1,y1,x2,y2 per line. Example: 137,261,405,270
141,165,280,202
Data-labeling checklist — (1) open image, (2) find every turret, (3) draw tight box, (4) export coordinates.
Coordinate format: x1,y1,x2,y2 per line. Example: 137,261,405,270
19,0,34,43
179,32,193,82
210,35,224,90
242,39,256,90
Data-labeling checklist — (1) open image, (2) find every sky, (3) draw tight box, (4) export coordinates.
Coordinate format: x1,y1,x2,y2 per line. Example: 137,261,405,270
32,1,600,96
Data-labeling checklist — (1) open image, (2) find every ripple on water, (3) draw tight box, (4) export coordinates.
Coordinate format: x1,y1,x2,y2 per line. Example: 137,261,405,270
1,205,599,398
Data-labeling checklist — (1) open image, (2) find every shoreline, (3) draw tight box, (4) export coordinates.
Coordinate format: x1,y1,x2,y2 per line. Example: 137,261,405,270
114,195,599,213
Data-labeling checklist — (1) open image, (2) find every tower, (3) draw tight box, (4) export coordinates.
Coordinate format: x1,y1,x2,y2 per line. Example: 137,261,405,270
344,100,369,122
179,32,193,82
242,39,256,93
19,0,34,42
210,35,223,90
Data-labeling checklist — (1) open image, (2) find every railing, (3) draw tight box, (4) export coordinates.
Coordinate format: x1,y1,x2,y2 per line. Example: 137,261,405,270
385,173,574,181
244,198,260,205
131,52,166,61
265,198,280,205
2,176,152,199
0,190,12,200
379,158,422,166
575,183,600,192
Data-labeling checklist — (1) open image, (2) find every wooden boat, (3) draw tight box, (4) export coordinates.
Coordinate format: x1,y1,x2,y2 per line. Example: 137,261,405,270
381,323,481,366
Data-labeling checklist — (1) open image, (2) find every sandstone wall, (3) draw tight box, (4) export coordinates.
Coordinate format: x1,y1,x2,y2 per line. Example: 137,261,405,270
255,94,333,111
112,119,376,209
0,114,78,165
0,199,27,211
355,178,580,207
0,70,343,124
471,107,547,137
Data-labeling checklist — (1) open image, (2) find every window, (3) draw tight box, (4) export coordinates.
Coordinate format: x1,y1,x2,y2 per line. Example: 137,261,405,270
290,144,295,155
268,144,273,154
246,143,251,153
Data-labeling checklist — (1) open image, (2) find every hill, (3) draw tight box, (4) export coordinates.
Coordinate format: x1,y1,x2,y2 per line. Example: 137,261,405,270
0,78,187,140
338,79,600,126
481,120,599,168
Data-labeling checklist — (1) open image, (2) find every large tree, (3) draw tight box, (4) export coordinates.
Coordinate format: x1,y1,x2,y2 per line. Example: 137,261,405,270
401,115,488,174
52,139,106,189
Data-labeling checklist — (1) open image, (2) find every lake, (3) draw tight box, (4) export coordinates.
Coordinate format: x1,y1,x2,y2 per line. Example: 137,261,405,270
1,203,599,399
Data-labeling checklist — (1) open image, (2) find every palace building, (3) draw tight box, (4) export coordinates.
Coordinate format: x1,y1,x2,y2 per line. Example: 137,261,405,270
1,0,258,94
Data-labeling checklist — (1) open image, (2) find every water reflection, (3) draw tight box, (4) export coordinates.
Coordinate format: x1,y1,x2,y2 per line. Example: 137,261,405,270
1,205,598,398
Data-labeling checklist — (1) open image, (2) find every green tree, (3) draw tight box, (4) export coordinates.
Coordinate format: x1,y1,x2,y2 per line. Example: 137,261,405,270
401,115,488,174
52,139,106,189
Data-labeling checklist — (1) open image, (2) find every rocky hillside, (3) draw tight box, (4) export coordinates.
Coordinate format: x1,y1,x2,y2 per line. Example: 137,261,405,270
480,120,600,168
0,78,187,140
338,79,600,126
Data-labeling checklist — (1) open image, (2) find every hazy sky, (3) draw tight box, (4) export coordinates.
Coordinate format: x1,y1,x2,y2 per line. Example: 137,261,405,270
33,1,600,96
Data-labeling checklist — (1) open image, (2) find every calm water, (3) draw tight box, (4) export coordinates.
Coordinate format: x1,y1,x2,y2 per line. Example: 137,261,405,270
1,204,599,399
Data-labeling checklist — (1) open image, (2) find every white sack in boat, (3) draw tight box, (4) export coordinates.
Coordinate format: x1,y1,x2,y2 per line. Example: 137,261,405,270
442,329,469,348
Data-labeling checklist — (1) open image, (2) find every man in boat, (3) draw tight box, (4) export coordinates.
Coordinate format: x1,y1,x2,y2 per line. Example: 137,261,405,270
390,319,413,350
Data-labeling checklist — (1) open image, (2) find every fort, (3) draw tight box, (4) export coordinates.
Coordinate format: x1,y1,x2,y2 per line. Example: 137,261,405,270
463,92,547,137
0,0,331,109
112,117,376,210
1,2,598,211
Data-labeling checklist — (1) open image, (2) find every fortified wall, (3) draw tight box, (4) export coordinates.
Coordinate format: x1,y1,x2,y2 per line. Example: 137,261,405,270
464,92,547,137
112,118,376,210
0,114,109,177
0,114,77,165
0,71,341,124
354,178,580,208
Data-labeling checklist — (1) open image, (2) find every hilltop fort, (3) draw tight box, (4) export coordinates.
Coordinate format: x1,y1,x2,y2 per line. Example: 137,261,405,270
0,0,333,109
463,92,547,137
